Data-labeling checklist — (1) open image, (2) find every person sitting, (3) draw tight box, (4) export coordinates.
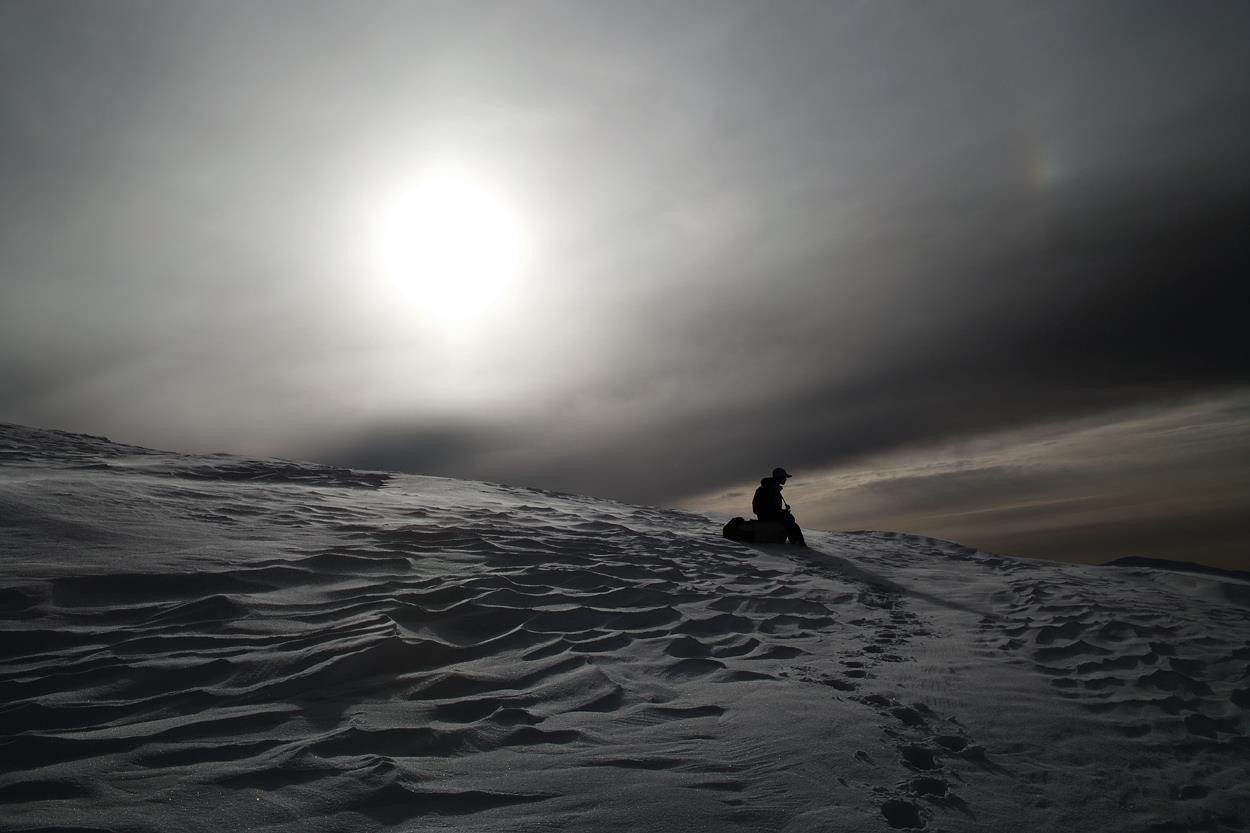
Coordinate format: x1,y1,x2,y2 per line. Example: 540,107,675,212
752,467,806,546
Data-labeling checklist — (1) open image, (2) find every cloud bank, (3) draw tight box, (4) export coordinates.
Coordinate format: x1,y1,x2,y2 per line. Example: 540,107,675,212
2,2,1248,566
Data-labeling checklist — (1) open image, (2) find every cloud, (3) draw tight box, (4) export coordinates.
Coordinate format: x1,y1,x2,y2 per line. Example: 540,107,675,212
4,3,1250,566
314,170,1249,509
685,391,1250,569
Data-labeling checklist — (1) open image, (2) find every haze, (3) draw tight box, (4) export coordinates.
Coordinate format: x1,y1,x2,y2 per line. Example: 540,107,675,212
2,1,1247,568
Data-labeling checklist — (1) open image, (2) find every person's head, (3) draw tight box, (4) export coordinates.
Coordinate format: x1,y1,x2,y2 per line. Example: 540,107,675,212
771,467,792,485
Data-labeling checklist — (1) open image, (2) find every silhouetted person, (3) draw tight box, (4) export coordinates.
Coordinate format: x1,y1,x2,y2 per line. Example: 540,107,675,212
753,467,806,546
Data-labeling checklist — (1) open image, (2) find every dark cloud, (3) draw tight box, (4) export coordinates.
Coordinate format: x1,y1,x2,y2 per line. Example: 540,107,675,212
691,392,1250,569
318,171,1249,507
835,465,1250,571
4,2,1250,565
321,422,507,480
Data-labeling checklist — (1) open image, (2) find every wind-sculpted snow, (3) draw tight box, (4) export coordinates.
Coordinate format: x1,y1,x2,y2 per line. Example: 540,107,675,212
1,422,1247,832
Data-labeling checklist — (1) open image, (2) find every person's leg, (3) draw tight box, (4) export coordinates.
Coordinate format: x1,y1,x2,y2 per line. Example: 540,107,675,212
785,512,806,546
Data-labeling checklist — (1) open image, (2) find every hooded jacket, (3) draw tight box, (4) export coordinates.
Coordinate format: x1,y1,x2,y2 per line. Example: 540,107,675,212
752,477,785,521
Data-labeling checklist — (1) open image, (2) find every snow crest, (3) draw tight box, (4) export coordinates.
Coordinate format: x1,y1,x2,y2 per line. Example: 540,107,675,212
1,423,1247,832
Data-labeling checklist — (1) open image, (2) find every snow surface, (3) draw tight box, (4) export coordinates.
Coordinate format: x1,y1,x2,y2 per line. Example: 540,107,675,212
1,422,1247,832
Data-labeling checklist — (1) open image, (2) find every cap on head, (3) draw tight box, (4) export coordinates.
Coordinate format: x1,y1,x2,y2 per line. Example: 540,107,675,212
772,467,792,481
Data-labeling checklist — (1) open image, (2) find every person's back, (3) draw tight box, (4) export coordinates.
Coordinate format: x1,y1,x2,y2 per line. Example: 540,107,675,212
752,467,805,546
752,477,785,522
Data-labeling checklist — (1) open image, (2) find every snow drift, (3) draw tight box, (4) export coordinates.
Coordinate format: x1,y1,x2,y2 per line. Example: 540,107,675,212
1,423,1247,832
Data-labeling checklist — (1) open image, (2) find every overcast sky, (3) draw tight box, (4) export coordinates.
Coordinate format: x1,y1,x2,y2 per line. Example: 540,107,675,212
3,1,1248,568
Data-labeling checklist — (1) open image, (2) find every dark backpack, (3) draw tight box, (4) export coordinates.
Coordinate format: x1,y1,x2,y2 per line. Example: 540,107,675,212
722,516,788,544
723,516,754,542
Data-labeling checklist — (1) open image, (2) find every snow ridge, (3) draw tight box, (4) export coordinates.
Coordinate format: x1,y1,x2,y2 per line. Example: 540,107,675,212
1,423,1247,832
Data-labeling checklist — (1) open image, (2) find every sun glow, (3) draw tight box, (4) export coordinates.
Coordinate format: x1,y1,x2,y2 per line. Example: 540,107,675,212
373,167,526,327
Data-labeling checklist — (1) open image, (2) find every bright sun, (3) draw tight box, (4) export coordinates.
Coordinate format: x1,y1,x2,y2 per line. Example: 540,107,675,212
374,168,525,327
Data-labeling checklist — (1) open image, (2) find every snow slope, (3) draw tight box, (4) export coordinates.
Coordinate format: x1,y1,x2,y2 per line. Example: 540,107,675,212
1,423,1247,832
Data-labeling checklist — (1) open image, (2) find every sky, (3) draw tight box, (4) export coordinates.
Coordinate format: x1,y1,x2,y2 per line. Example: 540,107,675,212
2,1,1248,569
